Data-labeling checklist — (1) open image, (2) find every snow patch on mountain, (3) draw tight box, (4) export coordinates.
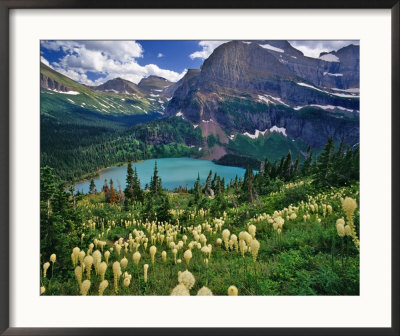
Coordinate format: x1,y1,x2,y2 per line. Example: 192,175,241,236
269,126,287,136
319,53,340,62
259,44,284,53
243,129,268,139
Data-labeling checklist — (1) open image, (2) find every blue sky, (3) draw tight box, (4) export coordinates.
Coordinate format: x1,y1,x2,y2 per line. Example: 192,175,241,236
40,40,358,86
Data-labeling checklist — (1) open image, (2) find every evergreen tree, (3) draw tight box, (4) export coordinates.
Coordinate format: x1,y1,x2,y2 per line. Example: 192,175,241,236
89,179,96,195
193,173,202,203
150,161,162,196
315,136,334,187
124,162,134,202
40,166,57,219
302,146,313,176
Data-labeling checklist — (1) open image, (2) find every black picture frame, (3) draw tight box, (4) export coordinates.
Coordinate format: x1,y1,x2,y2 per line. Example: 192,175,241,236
0,1,399,335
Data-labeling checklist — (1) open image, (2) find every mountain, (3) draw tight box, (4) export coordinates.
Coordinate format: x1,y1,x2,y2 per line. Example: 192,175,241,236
94,77,144,96
138,75,173,93
40,63,168,126
165,40,359,160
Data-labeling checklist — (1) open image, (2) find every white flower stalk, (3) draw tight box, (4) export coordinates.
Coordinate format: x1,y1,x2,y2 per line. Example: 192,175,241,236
92,250,101,275
50,253,56,264
170,283,190,296
197,286,213,296
248,224,256,238
78,251,86,269
336,219,345,238
43,262,50,278
184,250,192,266
81,279,91,296
98,280,108,296
115,243,121,256
133,252,141,267
344,225,352,236
120,257,128,269
216,238,222,245
74,265,83,287
104,251,110,265
98,262,107,281
40,286,46,295
72,247,80,267
250,239,260,261
239,240,246,257
144,264,149,283
172,248,178,264
177,259,182,264
178,270,195,289
341,197,360,250
83,255,93,280
123,277,131,287
161,251,167,262
150,246,157,264
228,285,238,296
222,229,230,250
112,261,122,293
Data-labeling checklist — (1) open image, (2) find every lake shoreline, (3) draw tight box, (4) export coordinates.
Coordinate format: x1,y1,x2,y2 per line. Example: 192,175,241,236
74,157,248,194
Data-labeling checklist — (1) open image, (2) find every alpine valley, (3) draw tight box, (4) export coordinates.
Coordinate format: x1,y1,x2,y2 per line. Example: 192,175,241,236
41,40,359,182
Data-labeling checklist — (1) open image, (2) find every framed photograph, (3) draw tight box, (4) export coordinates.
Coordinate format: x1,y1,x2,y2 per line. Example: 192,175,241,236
1,1,398,335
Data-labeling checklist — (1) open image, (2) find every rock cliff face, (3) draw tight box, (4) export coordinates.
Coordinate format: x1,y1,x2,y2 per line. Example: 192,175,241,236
165,40,359,151
40,73,70,92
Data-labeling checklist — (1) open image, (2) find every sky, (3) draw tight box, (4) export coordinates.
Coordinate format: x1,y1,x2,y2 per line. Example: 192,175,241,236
40,40,359,86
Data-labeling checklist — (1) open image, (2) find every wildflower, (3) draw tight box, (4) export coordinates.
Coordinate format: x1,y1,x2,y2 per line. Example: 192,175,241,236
150,246,157,264
72,247,80,267
81,280,91,296
50,253,56,264
120,257,128,269
99,262,107,281
99,280,108,296
83,255,94,280
123,277,130,287
162,251,167,262
250,239,260,261
341,197,360,250
144,264,149,283
75,266,83,287
177,259,182,264
222,229,230,250
344,225,352,236
178,270,195,289
197,286,213,296
78,251,85,268
40,286,45,295
228,285,238,296
171,283,190,296
112,261,121,293
172,248,178,264
104,251,110,265
216,238,222,245
239,240,246,257
132,252,141,266
336,219,345,238
184,250,192,266
43,262,50,278
92,250,102,274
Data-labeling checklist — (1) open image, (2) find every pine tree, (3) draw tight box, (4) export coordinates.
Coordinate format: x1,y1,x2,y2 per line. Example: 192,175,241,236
315,136,334,187
302,146,313,176
150,161,161,196
40,166,57,219
124,162,134,202
89,179,96,195
193,173,202,203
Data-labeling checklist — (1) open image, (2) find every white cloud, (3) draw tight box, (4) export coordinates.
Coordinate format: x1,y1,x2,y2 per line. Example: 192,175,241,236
40,56,51,68
40,40,185,85
157,53,164,58
289,40,359,58
189,41,228,60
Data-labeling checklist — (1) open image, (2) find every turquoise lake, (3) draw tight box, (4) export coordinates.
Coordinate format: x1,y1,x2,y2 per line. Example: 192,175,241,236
74,157,247,193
